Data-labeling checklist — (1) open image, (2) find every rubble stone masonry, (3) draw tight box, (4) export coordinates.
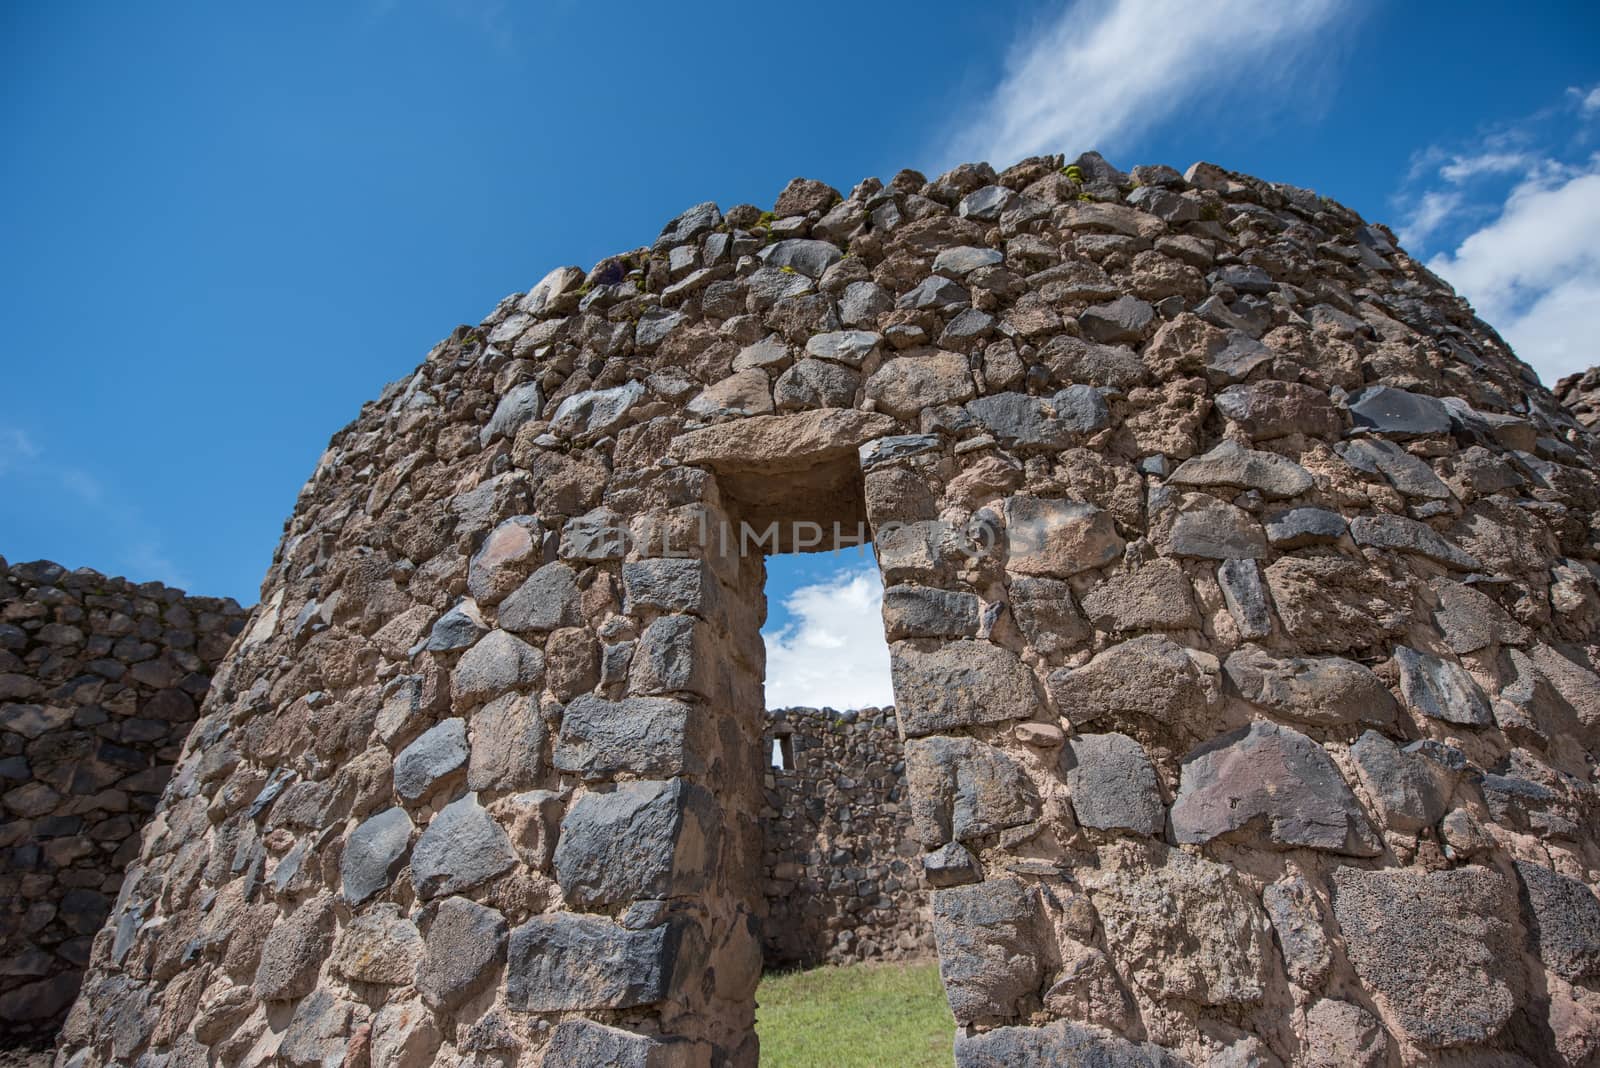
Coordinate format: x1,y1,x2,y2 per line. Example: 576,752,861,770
0,558,245,1044
50,152,1600,1066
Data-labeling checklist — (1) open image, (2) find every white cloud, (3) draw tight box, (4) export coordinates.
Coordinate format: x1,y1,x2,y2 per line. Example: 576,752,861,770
1395,189,1462,248
1427,162,1600,384
1438,152,1533,184
763,566,894,711
0,428,40,476
947,0,1344,168
1572,85,1600,114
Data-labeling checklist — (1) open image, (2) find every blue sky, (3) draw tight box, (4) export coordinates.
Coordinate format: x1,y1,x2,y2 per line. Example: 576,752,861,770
3,1,1598,703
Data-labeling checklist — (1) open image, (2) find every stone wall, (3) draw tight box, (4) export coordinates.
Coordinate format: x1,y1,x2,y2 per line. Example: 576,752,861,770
1557,365,1599,428
760,706,932,967
0,557,245,1043
58,152,1600,1068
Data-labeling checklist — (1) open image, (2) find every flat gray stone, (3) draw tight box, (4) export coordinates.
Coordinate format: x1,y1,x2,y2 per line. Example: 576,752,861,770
1171,721,1379,855
758,238,842,278
934,245,1004,276
498,563,581,636
542,1019,696,1068
1168,440,1314,499
506,915,689,1012
554,695,695,781
1350,514,1479,569
804,329,881,367
341,806,413,905
411,793,516,899
1338,438,1452,500
1079,559,1199,633
1262,875,1332,989
467,692,546,792
452,630,544,708
1264,507,1346,548
622,559,718,617
774,358,858,410
551,381,646,437
417,896,507,1010
1216,558,1272,639
966,390,1107,450
1156,493,1267,560
1005,496,1124,576
255,894,336,1001
882,585,980,640
898,275,970,310
1348,730,1446,833
1394,646,1493,726
931,878,1044,1023
955,1020,1183,1068
891,640,1040,737
480,382,544,447
393,717,468,801
1430,578,1529,654
1062,733,1164,835
552,779,717,908
906,735,1039,847
1048,636,1212,735
1080,295,1154,344
1223,645,1397,728
1348,385,1451,437
425,601,488,652
627,615,716,698
1007,576,1091,657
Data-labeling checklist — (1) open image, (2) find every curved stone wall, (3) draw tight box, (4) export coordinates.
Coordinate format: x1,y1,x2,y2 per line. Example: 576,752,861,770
58,153,1600,1067
761,706,931,967
0,558,245,1044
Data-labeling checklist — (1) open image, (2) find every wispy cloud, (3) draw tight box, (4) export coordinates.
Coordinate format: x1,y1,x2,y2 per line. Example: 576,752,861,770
0,427,41,476
763,566,894,710
946,0,1347,168
1396,84,1600,386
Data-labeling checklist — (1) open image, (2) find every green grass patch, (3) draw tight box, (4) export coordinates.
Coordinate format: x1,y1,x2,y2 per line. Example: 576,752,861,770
756,959,954,1068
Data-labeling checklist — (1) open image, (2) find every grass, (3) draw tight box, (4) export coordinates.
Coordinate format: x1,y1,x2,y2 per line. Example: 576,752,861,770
756,960,954,1068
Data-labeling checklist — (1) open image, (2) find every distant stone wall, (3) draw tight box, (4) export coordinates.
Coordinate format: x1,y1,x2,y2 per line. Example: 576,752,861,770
1557,365,1599,428
0,557,246,1043
761,706,932,967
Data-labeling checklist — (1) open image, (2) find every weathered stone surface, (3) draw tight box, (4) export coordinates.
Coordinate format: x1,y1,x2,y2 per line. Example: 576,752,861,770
481,381,544,446
1264,506,1346,548
341,806,413,905
467,691,546,791
1061,733,1163,835
805,329,881,367
1513,860,1600,980
498,563,582,634
1223,645,1397,727
955,1021,1183,1067
774,357,857,410
410,793,515,898
1004,496,1124,577
1264,553,1409,653
1348,730,1445,833
1262,874,1332,988
1080,295,1154,344
392,717,468,801
279,988,360,1068
1303,998,1387,1068
451,629,544,707
555,694,694,780
669,409,899,471
966,389,1109,449
1394,646,1493,726
1348,385,1452,437
1079,559,1198,633
1216,558,1272,639
1430,578,1529,653
1350,514,1479,570
553,779,717,907
1082,842,1272,1006
330,903,421,985
1171,721,1379,854
1216,380,1342,439
371,1000,442,1068
1331,865,1516,1048
628,614,718,698
416,896,507,1010
1048,636,1212,733
891,640,1039,736
758,238,842,278
931,878,1043,1022
1338,437,1451,500
864,352,975,419
506,915,688,1012
254,894,336,1001
542,1019,700,1068
1007,576,1092,656
1168,440,1314,499
1154,492,1268,560
906,735,1039,847
882,585,981,640
467,516,541,606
